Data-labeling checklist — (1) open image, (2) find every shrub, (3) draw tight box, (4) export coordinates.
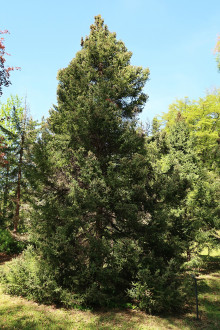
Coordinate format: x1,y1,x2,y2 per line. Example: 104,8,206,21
0,240,193,313
0,246,83,307
127,259,193,314
0,229,26,254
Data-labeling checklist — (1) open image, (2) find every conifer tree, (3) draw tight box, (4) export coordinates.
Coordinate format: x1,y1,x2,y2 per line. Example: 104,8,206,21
30,15,151,306
0,96,37,231
150,113,220,260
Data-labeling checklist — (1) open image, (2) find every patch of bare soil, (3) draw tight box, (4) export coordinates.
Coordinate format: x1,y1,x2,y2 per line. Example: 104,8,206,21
0,253,17,265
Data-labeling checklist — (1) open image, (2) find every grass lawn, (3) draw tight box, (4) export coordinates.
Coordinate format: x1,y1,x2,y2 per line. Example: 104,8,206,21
0,255,219,329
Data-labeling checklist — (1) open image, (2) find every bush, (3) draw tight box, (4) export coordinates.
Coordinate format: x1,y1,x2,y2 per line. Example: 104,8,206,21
0,229,26,254
0,246,83,307
127,259,193,314
0,239,142,309
0,242,193,313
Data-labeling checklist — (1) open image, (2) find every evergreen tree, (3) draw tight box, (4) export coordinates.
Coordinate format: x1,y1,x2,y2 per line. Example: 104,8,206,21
160,92,220,254
30,15,151,307
0,96,37,231
151,113,220,259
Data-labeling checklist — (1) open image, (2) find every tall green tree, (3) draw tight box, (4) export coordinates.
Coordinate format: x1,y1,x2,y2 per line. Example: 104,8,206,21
0,30,20,187
29,15,152,306
0,96,37,231
156,105,220,257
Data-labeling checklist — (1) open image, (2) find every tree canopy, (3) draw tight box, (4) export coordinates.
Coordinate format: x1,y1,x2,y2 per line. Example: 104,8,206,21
161,90,220,170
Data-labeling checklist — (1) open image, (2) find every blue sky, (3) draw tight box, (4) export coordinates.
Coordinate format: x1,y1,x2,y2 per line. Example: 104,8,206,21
1,0,219,123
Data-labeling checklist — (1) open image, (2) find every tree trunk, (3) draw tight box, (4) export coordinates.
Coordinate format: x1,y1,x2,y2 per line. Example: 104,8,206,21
95,207,103,239
187,249,191,261
13,133,24,233
3,162,9,222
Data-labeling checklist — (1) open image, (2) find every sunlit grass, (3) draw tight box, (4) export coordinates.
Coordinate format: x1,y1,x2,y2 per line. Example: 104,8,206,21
200,247,220,257
0,288,178,330
198,272,220,324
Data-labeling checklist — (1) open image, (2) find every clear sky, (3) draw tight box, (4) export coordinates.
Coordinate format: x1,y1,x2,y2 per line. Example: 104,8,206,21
1,0,219,124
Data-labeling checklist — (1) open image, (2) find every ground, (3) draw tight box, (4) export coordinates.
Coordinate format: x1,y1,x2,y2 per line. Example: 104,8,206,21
0,252,17,265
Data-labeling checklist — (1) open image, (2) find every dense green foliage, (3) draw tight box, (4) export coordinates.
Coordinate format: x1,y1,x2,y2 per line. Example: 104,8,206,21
159,93,220,254
0,16,219,315
0,229,25,254
161,91,220,170
0,96,37,231
149,117,219,257
27,15,155,309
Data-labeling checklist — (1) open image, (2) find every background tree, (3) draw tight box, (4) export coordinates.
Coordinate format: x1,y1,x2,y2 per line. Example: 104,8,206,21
156,100,220,256
215,35,220,71
0,96,37,231
0,30,20,220
161,90,220,171
0,30,11,172
0,30,20,97
0,136,7,167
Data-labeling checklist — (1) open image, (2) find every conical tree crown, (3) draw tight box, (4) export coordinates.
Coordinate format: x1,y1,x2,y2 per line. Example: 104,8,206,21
50,15,149,158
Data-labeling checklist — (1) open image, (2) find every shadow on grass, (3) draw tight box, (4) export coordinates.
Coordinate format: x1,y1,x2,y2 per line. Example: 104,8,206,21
0,302,149,330
0,305,60,330
91,309,149,329
0,299,219,330
157,262,220,330
200,255,220,273
198,274,220,323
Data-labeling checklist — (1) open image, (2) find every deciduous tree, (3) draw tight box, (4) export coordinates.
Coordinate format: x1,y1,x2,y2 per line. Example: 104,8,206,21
0,30,20,97
161,91,220,171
